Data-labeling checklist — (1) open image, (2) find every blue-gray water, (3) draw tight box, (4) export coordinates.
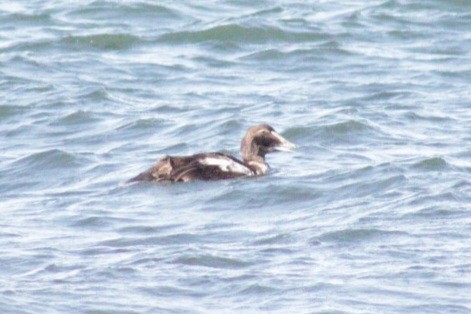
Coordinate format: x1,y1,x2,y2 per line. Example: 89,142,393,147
1,1,470,313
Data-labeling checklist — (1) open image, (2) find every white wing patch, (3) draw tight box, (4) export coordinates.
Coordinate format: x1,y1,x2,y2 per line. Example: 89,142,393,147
199,156,254,176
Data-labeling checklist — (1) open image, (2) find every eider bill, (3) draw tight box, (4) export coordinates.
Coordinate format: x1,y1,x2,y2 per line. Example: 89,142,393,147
271,131,296,152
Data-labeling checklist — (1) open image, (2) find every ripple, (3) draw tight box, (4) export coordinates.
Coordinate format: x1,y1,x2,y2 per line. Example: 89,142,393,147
97,233,205,248
282,125,313,140
171,254,251,269
404,112,453,122
411,157,449,171
61,33,141,50
69,216,112,228
0,104,29,119
315,228,409,244
316,119,382,144
49,110,100,126
68,1,181,21
1,12,53,25
118,223,185,235
323,120,372,134
403,304,470,314
115,118,168,132
159,24,324,44
361,90,414,101
11,149,88,170
403,204,467,219
250,233,293,246
241,45,347,61
208,183,321,210
237,283,279,295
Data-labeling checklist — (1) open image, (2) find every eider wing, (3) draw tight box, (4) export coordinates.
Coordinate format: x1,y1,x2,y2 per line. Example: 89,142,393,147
197,153,254,176
129,153,253,183
170,153,254,182
128,155,191,183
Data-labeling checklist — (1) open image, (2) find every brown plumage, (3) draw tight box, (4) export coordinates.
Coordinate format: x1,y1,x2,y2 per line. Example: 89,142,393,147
128,124,295,183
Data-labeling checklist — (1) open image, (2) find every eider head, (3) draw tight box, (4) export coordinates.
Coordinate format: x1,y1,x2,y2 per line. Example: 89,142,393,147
241,124,296,162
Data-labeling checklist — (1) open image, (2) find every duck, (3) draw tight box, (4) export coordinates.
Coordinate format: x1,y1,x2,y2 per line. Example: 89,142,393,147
128,124,296,183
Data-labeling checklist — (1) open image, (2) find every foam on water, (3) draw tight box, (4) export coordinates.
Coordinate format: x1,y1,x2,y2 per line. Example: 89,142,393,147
1,0,470,313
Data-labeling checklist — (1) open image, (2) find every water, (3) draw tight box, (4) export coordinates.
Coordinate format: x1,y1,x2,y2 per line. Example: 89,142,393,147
1,0,470,313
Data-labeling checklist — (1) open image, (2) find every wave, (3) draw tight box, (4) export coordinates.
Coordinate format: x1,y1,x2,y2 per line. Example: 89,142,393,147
10,149,89,173
115,117,168,132
411,157,449,171
323,119,372,134
282,119,381,144
0,12,52,24
315,228,409,244
172,253,251,269
158,23,325,44
0,104,29,119
61,33,141,50
239,42,352,64
48,110,100,126
70,1,181,20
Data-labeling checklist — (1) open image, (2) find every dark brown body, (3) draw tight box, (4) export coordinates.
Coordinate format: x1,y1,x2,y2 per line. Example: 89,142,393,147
128,153,250,183
128,124,295,183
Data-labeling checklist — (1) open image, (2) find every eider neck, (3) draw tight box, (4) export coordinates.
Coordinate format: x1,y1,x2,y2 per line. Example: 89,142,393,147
241,135,267,160
245,157,269,175
241,139,269,175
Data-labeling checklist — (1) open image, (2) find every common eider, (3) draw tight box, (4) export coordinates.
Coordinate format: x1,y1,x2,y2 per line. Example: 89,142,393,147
128,124,296,183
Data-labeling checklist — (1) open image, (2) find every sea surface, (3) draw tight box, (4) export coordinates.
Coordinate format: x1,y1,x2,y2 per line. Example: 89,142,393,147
1,1,470,313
